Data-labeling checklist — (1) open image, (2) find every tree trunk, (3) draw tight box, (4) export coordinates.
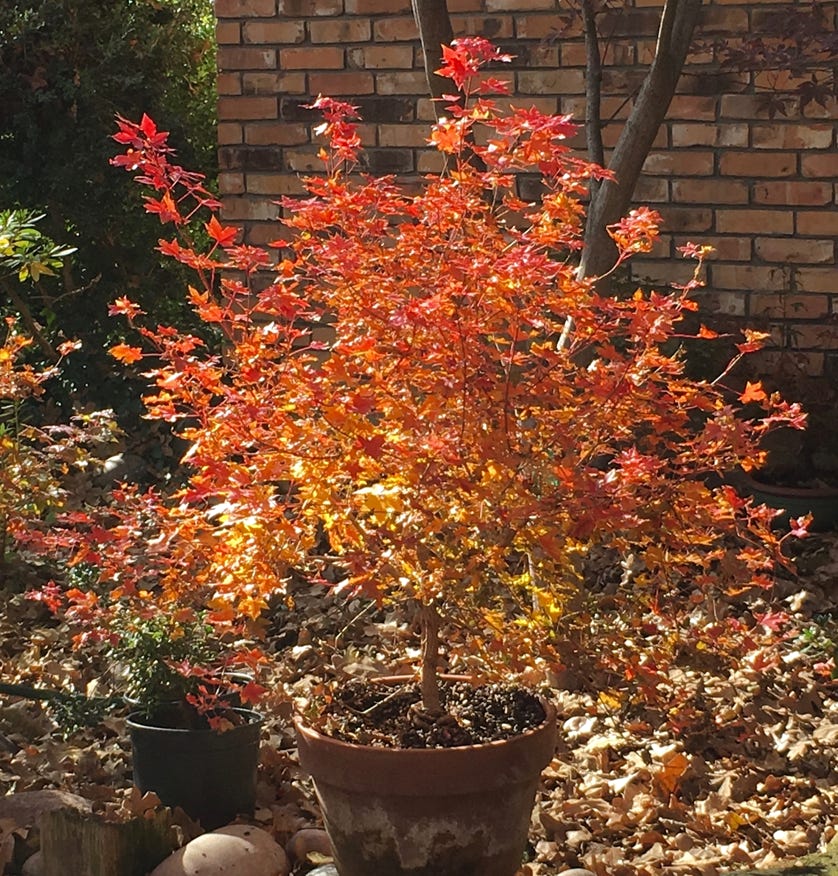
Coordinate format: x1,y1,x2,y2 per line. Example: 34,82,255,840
579,0,703,283
411,0,455,114
418,602,442,713
40,807,178,876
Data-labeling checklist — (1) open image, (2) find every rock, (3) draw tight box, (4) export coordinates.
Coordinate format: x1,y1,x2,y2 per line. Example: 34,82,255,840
560,870,597,876
21,850,43,876
284,828,332,864
0,790,92,829
150,824,289,876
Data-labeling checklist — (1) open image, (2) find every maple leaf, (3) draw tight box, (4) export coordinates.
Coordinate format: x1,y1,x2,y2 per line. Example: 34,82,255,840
109,343,144,364
205,215,238,247
238,681,267,705
739,381,767,403
108,296,146,320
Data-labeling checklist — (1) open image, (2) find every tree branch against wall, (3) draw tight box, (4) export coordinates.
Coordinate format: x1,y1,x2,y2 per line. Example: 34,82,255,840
411,0,702,285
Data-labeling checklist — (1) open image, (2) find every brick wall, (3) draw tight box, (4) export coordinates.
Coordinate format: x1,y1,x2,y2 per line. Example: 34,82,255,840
215,0,838,376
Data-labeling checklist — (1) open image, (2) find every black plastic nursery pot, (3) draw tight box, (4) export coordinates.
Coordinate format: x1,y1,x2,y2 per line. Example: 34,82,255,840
294,695,557,876
739,472,838,532
127,707,263,830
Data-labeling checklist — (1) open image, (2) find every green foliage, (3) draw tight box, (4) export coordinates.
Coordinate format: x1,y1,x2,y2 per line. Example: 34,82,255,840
0,0,216,412
107,609,225,711
0,209,76,283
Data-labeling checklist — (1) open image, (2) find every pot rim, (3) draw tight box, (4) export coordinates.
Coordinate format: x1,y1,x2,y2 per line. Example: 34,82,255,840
738,470,838,499
127,707,264,734
294,677,556,758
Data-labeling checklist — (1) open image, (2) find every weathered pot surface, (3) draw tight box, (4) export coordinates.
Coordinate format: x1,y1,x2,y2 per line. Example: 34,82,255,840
294,683,557,876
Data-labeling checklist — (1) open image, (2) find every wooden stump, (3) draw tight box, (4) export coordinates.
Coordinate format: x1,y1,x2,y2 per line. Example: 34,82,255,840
40,807,178,876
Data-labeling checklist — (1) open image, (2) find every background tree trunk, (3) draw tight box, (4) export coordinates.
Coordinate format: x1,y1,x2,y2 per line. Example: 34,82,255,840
412,0,703,284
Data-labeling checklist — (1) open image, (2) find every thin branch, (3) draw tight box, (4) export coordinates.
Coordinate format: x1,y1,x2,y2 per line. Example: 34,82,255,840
581,0,605,173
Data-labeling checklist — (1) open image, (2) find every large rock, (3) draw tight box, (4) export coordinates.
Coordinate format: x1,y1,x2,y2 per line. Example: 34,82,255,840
151,824,289,876
0,790,91,829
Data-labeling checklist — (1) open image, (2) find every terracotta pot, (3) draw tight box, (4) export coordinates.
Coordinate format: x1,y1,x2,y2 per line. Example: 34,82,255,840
294,687,557,876
738,471,838,532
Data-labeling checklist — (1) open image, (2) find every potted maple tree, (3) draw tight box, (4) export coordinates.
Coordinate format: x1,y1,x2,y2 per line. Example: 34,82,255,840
108,39,803,875
24,493,268,830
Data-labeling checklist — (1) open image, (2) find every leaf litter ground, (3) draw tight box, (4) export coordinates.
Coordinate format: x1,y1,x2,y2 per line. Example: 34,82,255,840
2,535,838,875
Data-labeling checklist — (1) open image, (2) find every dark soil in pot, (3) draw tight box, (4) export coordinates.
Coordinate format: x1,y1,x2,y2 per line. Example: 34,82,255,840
313,678,548,748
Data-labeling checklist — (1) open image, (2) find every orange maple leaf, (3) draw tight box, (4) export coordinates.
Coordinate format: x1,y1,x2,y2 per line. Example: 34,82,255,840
109,343,144,364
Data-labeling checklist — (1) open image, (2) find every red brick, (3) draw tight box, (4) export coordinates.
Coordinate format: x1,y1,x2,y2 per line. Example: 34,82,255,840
797,268,838,294
216,21,241,45
699,6,749,32
719,152,796,177
666,95,717,121
787,324,838,351
629,259,699,286
309,72,375,95
309,19,372,43
345,0,410,11
218,96,277,121
670,124,718,147
246,123,309,146
517,69,585,95
246,174,307,196
216,0,276,16
218,123,243,146
247,224,285,246
487,0,555,9
447,0,484,9
375,71,429,95
218,73,242,96
703,291,747,317
221,198,281,221
711,265,789,291
797,212,838,236
373,17,419,41
280,47,344,70
802,154,838,178
219,172,245,195
672,179,748,205
278,0,342,13
633,177,668,203
348,46,414,69
217,47,277,71
378,124,429,147
716,210,794,235
643,151,714,176
417,151,447,173
516,14,577,39
719,94,770,118
752,124,834,149
754,349,825,377
454,15,515,38
674,235,752,262
754,237,834,264
749,293,829,320
243,21,305,44
285,149,326,173
658,207,713,233
603,123,666,149
243,72,306,95
753,181,832,206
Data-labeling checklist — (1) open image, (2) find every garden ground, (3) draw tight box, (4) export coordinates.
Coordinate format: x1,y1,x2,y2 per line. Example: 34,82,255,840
1,531,838,876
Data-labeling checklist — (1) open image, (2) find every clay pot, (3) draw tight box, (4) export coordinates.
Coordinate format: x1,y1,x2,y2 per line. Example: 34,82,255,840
294,690,556,876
